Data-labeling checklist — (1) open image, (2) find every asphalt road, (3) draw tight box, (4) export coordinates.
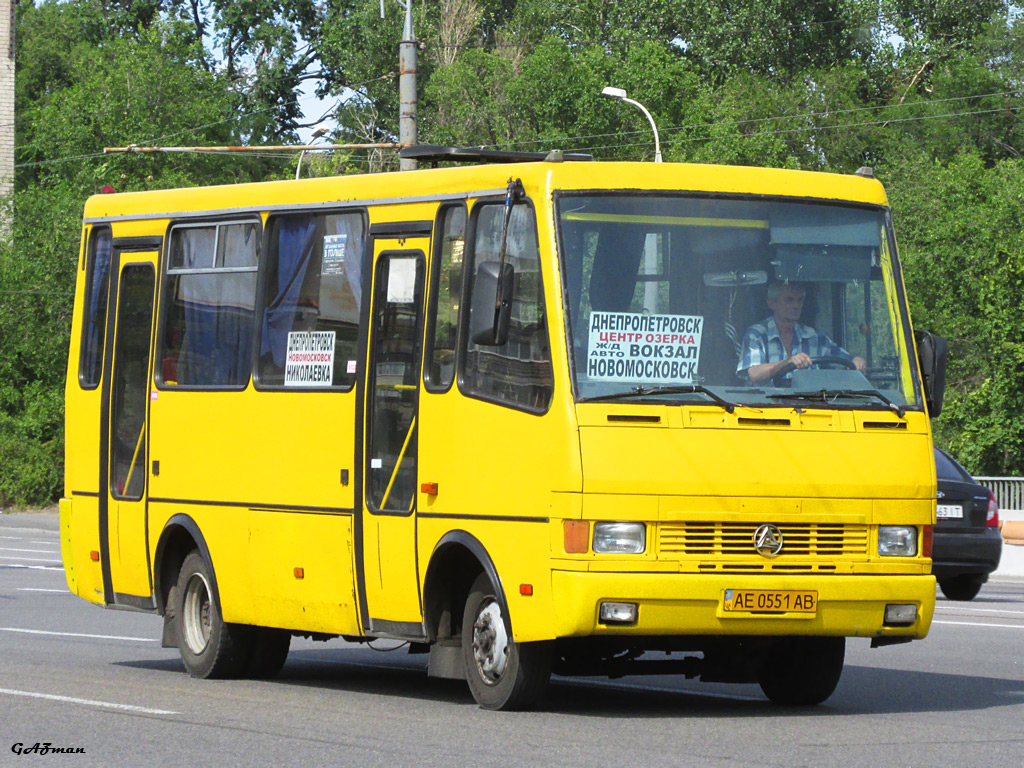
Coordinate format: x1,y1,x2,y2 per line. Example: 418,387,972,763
3,513,1024,768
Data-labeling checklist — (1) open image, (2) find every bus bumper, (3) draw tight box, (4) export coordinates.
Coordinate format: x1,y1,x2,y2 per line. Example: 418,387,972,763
550,571,935,641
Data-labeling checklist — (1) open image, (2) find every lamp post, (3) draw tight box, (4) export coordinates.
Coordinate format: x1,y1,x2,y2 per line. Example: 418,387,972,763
295,125,330,180
601,86,662,163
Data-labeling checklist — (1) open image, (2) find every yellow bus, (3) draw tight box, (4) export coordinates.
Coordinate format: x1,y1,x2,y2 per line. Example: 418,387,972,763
60,146,948,710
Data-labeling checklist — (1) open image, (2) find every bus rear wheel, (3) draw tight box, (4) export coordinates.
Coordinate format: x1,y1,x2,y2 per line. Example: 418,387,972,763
461,573,551,710
175,551,251,679
757,636,845,706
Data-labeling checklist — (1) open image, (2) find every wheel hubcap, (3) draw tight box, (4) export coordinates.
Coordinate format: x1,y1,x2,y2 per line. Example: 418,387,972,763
182,572,213,655
472,599,509,684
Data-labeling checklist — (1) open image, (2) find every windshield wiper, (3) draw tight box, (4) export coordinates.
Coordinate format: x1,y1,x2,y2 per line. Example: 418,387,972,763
767,389,905,417
581,385,736,413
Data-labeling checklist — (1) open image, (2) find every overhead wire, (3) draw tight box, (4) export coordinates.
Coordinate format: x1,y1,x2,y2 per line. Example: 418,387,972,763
16,87,1022,171
570,106,1023,156
493,89,1024,152
13,72,397,170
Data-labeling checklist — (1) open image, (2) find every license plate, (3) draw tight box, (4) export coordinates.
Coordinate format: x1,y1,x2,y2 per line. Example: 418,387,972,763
723,589,818,613
936,504,963,519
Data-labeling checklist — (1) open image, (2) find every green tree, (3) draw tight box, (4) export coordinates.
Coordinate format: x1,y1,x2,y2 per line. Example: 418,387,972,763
887,151,1024,474
0,183,81,506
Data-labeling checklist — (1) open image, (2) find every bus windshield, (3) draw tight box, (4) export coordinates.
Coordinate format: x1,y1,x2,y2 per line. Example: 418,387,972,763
557,194,921,411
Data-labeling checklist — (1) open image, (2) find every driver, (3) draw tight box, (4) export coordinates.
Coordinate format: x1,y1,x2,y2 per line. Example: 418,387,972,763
738,281,866,384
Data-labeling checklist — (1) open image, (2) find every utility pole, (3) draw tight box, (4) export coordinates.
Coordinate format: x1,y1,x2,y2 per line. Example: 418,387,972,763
397,0,418,171
1,0,14,215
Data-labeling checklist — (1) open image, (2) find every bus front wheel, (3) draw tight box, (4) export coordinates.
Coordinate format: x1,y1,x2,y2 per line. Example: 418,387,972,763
757,636,845,706
175,551,251,679
461,573,551,710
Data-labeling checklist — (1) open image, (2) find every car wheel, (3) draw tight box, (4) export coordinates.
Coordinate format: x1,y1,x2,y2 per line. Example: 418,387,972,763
175,551,252,679
461,573,551,711
758,636,845,706
939,575,984,601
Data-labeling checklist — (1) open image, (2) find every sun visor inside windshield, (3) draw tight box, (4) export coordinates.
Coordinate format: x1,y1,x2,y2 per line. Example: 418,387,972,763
769,206,881,247
769,207,881,282
772,245,874,282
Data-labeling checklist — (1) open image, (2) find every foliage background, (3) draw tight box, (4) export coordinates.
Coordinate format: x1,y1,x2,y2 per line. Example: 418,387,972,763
3,0,1024,505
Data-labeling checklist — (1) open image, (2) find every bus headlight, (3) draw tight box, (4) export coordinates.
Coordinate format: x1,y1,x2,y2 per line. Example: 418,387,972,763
878,525,918,557
593,522,646,554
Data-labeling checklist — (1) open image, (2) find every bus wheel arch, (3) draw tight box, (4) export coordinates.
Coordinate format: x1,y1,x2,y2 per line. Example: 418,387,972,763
422,531,508,645
154,515,211,648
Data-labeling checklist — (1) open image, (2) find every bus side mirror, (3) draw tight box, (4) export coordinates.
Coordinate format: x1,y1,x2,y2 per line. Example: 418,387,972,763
470,261,515,346
914,330,948,418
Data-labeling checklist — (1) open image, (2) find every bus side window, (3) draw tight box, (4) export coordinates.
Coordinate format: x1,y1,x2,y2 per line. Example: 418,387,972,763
462,201,553,412
257,210,365,389
424,204,466,391
160,221,259,388
79,225,112,388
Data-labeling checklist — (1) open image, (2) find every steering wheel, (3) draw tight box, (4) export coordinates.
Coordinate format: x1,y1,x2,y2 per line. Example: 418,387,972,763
771,355,857,387
807,355,857,370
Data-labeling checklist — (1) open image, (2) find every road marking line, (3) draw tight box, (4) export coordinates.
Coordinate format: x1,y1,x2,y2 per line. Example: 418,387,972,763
17,588,68,593
0,565,64,572
937,606,1024,616
0,547,59,554
933,620,1024,630
0,687,178,715
0,555,62,563
0,627,156,642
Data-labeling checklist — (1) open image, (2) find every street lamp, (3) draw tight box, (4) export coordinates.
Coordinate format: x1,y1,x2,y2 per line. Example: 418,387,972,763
601,86,662,163
296,125,330,180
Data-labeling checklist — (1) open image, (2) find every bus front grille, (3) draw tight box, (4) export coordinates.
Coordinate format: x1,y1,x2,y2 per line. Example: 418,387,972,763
658,522,870,558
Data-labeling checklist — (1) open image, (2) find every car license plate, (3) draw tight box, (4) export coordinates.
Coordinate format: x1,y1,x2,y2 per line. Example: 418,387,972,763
723,589,817,613
936,504,963,519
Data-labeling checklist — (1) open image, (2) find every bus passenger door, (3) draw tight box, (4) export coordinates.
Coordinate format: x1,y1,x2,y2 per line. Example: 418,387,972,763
363,245,427,629
101,249,159,606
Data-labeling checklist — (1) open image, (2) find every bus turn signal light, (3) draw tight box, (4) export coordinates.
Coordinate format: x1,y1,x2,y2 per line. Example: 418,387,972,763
294,567,304,579
90,550,100,562
922,525,933,558
421,482,438,495
564,520,589,553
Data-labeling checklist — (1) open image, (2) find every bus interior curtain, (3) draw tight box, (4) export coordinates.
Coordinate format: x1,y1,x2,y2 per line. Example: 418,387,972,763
329,214,365,314
588,226,646,312
180,288,254,385
260,216,319,367
180,230,255,385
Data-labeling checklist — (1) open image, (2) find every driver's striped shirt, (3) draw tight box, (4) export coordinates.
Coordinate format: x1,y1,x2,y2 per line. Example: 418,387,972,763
736,316,852,380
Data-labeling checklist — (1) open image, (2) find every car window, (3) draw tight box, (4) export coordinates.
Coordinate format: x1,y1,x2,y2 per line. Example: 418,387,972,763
935,448,972,482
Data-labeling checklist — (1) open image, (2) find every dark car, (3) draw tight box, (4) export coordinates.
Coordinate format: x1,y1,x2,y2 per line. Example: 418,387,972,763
932,447,1003,601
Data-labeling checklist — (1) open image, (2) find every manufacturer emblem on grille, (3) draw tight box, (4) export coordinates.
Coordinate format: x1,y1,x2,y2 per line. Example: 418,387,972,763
753,524,784,557
937,490,945,499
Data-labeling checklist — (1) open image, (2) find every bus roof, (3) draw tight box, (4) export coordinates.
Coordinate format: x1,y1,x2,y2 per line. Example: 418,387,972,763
82,160,889,222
